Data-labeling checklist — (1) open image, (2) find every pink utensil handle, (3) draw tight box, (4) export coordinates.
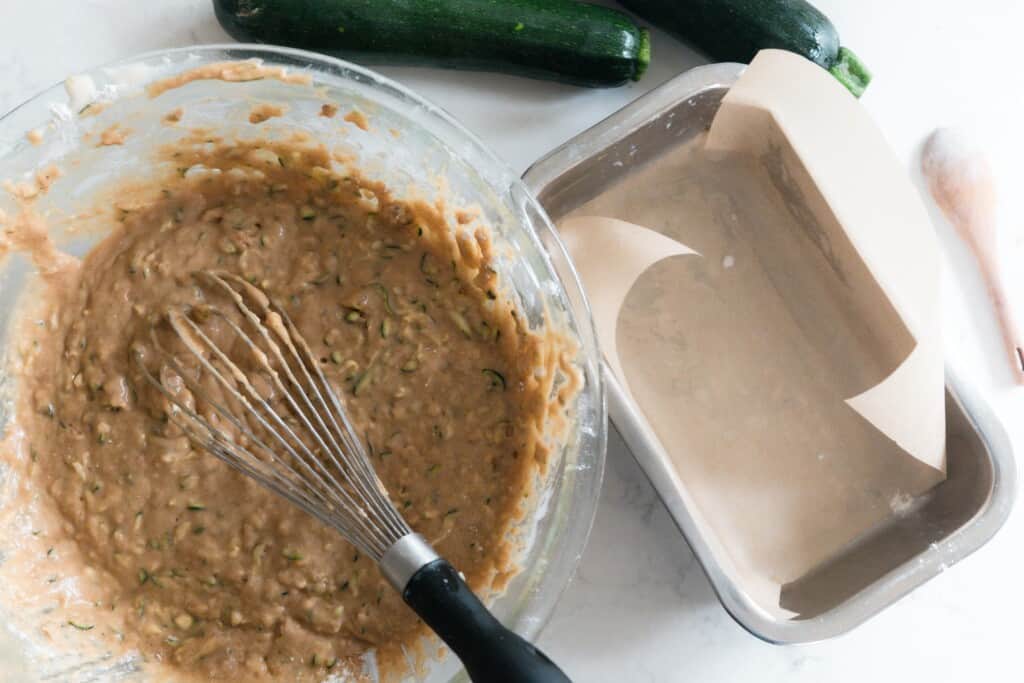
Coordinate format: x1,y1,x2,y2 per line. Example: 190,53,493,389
984,263,1024,382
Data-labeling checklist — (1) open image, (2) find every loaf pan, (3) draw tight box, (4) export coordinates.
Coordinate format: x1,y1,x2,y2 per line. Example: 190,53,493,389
522,63,1017,644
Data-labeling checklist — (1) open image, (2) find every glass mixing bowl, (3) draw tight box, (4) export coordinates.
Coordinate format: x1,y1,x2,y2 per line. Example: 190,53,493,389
0,45,605,681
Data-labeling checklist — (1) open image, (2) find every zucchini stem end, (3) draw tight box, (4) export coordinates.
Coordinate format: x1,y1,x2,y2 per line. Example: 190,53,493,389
829,46,871,98
633,28,651,81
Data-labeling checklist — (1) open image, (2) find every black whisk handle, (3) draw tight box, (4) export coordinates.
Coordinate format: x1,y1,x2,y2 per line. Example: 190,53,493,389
403,559,572,683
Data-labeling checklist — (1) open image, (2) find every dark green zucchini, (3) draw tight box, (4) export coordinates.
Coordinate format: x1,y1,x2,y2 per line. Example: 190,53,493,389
616,0,871,96
213,0,650,88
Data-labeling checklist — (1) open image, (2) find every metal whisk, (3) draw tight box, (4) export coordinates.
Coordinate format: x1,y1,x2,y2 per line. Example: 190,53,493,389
136,270,570,683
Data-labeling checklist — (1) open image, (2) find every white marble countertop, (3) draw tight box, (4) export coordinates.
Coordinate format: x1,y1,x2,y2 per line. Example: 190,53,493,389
2,1,1022,681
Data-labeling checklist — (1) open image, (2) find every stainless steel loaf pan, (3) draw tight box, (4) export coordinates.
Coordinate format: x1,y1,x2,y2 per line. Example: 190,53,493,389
522,63,1018,644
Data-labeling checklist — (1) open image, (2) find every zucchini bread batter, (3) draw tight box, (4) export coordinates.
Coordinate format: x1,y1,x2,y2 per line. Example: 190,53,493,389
2,132,561,679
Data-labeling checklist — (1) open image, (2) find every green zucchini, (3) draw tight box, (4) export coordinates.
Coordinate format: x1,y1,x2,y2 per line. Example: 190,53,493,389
213,0,650,88
616,0,871,97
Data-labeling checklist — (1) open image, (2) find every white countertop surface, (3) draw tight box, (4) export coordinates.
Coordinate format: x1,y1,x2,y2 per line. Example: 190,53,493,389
3,1,1022,681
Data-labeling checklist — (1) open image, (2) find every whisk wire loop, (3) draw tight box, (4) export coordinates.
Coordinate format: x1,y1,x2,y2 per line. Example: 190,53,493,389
136,270,412,561
207,272,409,542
